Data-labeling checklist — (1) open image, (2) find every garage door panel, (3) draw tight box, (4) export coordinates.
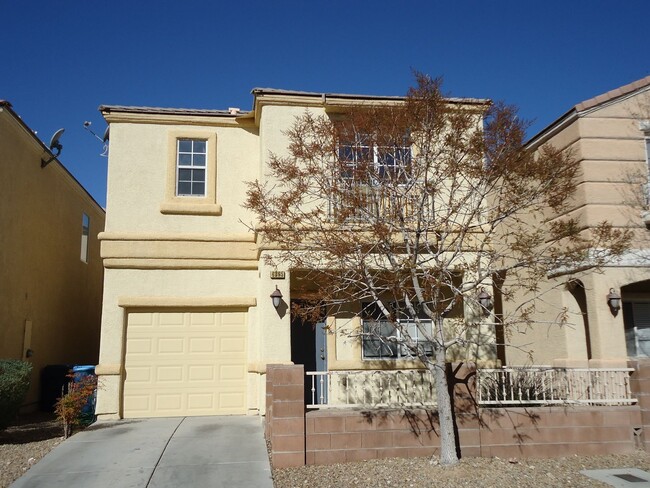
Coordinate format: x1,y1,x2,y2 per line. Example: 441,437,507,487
189,312,219,326
189,337,217,353
123,311,247,418
158,312,185,326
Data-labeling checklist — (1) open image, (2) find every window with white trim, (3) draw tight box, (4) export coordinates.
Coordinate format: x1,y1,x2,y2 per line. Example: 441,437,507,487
361,302,433,359
176,139,207,196
338,134,411,185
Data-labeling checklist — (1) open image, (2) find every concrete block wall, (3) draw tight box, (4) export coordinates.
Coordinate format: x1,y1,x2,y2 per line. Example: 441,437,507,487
629,359,650,450
265,364,305,467
478,406,641,458
266,363,644,467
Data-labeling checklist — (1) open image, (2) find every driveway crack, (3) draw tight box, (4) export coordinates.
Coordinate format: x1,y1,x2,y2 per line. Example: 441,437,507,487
144,417,186,488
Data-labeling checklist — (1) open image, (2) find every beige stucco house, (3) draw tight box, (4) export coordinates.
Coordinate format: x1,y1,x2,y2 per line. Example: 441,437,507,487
0,101,105,409
96,78,650,420
502,76,650,369
95,89,496,419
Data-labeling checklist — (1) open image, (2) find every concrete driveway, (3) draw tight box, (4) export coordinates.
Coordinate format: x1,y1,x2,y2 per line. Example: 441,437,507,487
11,416,273,488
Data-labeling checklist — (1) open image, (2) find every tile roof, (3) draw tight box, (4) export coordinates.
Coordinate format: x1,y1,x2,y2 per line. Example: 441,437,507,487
575,75,650,112
99,105,249,116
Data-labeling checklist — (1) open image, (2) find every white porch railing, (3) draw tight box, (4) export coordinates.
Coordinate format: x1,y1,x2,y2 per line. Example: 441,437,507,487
306,367,637,409
306,370,436,408
477,367,637,406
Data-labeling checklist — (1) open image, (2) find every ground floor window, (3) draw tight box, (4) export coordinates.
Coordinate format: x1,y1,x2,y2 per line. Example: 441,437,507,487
361,302,433,359
623,301,650,357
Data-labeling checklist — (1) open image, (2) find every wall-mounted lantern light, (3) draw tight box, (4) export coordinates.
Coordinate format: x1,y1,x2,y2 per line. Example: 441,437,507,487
606,288,621,314
478,287,493,315
270,286,283,309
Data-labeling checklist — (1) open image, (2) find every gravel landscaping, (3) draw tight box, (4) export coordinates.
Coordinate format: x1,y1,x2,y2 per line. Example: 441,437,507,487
272,451,650,488
0,412,63,488
3,413,650,488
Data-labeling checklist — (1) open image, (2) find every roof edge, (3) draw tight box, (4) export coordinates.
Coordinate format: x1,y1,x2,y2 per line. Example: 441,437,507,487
251,87,490,105
526,74,650,149
1,100,105,213
99,105,251,117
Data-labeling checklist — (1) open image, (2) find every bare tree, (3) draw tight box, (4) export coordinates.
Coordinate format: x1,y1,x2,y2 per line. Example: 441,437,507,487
245,74,630,465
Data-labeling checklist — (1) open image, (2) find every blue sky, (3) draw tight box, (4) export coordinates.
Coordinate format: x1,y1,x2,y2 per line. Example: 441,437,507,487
2,0,648,207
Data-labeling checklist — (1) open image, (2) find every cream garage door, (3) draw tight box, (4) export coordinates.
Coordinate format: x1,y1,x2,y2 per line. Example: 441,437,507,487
123,311,247,418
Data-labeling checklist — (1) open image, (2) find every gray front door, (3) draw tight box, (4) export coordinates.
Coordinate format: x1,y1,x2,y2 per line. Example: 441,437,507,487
314,322,328,403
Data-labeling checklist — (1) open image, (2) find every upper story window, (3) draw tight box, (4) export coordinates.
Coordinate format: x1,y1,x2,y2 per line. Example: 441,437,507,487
333,134,416,222
160,130,221,216
338,134,411,185
80,213,89,263
176,139,207,197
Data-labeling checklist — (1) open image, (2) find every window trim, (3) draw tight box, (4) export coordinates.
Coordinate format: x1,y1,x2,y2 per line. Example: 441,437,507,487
338,135,412,186
176,139,207,197
362,318,434,360
160,130,221,216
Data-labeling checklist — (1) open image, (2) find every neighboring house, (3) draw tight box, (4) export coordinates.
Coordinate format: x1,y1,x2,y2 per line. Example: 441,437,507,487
95,90,492,419
0,101,105,410
502,76,650,369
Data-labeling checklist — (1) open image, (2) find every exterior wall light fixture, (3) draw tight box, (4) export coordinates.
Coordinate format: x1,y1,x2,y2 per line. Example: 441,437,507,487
270,286,283,309
478,287,493,315
606,288,621,314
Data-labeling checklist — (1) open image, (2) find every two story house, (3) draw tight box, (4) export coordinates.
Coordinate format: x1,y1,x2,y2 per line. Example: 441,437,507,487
95,89,494,419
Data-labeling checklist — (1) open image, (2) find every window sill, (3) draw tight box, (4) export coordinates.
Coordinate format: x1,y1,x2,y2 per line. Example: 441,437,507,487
160,201,222,216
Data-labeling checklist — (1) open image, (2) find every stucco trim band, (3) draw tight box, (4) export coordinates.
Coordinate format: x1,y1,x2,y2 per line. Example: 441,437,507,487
101,240,257,260
159,202,222,215
104,258,258,269
99,231,256,242
95,364,123,375
117,296,257,309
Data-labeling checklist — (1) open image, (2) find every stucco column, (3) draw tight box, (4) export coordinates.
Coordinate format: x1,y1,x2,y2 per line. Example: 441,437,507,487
256,252,293,408
583,274,628,367
94,269,126,419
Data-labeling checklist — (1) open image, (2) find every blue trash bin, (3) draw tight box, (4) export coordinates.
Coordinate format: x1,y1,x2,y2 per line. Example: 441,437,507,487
71,365,96,424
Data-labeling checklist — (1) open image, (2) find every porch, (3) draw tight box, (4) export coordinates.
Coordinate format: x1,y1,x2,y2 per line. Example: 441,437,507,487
265,363,647,468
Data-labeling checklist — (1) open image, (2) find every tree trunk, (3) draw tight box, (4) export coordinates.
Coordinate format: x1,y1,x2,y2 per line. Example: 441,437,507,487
430,318,459,465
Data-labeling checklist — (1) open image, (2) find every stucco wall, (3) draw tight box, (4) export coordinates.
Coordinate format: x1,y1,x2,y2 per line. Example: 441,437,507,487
503,86,650,367
0,105,105,408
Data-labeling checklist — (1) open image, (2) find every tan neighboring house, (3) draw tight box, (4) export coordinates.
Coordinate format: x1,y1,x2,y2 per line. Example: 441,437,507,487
0,101,105,409
502,76,650,369
95,90,494,420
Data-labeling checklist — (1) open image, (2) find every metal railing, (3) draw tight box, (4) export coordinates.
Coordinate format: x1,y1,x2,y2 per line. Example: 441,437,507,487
306,367,637,409
477,367,637,406
328,187,433,223
306,370,436,408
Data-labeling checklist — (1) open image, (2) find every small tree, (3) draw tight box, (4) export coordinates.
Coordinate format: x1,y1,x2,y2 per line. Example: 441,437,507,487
245,74,630,465
54,373,97,438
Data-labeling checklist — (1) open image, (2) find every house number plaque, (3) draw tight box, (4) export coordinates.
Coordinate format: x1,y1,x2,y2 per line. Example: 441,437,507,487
270,271,285,280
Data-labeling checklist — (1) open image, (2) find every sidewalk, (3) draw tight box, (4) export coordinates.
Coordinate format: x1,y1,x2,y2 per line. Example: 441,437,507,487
11,416,273,488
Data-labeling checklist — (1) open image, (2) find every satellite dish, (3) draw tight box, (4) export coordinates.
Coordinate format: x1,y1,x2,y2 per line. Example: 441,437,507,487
83,121,110,156
41,128,65,168
49,128,65,155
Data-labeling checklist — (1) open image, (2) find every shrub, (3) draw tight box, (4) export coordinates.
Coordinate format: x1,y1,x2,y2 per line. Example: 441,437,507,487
54,373,97,438
0,360,33,429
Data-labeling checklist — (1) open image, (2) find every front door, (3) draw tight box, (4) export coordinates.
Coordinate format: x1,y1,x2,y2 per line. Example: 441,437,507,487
314,321,328,404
